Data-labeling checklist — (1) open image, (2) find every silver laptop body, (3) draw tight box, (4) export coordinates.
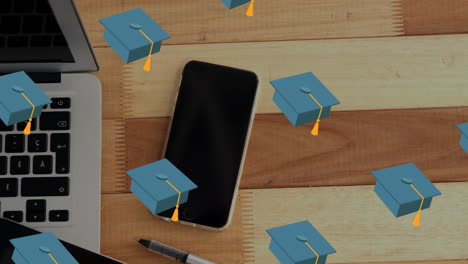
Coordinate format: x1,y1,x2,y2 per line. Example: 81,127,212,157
0,0,102,251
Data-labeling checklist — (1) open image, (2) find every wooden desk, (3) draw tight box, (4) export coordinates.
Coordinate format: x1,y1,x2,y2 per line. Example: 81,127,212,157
74,0,468,263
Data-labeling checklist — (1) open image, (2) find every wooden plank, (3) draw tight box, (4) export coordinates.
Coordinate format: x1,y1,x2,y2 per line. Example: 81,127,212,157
365,261,468,264
75,0,401,48
118,34,468,119
249,183,468,263
101,119,128,194
101,183,468,263
94,47,126,119
101,108,468,194
101,192,253,264
361,261,468,264
401,0,468,36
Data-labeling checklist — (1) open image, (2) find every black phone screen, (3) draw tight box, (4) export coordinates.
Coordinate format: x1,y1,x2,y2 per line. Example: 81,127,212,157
158,61,258,228
0,219,124,264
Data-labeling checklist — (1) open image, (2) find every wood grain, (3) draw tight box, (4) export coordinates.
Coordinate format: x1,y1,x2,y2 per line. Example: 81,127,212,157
360,261,468,264
93,47,129,119
101,192,254,264
100,183,468,263
101,108,468,194
401,0,468,36
249,183,468,263
118,34,468,119
75,0,402,48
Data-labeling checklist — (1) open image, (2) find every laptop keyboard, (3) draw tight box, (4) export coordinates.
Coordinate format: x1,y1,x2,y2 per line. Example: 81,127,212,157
0,0,66,48
0,97,71,223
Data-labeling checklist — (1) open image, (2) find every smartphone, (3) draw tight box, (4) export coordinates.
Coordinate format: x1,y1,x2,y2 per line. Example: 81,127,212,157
158,61,259,230
0,218,125,264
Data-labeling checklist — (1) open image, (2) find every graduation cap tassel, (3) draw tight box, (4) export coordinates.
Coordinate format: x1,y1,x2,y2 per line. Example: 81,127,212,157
20,92,36,135
143,54,152,72
410,184,424,227
246,0,255,16
412,210,421,226
172,205,180,222
24,119,32,135
166,180,181,222
308,93,323,136
138,29,155,72
311,120,320,136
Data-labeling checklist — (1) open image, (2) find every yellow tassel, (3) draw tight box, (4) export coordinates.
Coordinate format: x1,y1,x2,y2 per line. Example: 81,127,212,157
23,119,32,135
246,0,254,16
143,55,152,72
412,210,421,226
171,205,179,222
311,119,320,136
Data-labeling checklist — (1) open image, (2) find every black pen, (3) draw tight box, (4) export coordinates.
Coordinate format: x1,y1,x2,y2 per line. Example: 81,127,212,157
138,239,216,264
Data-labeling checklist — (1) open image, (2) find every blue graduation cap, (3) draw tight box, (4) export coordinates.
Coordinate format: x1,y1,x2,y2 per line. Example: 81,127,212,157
0,71,51,134
266,220,336,264
270,72,340,136
220,0,255,16
99,8,171,71
9,232,78,264
127,158,197,222
456,123,468,154
372,163,442,226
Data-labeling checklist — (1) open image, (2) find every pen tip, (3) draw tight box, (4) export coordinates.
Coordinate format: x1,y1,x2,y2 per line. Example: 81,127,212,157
138,239,151,248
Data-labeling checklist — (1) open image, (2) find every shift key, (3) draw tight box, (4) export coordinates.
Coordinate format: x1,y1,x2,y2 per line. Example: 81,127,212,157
21,177,69,196
40,112,70,130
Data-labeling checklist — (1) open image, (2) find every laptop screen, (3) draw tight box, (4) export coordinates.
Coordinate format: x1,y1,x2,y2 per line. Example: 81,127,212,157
0,0,75,63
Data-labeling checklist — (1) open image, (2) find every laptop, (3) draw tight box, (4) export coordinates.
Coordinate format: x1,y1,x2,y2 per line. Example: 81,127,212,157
0,0,102,252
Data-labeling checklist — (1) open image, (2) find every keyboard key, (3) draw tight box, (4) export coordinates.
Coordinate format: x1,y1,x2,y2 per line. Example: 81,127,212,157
0,156,6,175
0,1,11,12
17,118,37,132
0,16,21,34
53,35,67,47
10,156,30,175
0,178,18,197
7,36,28,48
33,155,52,174
22,15,44,34
26,200,46,222
13,0,35,12
45,15,60,33
5,134,25,153
40,112,70,131
3,211,23,223
36,0,52,13
51,98,71,109
21,177,69,196
30,35,52,47
49,210,69,222
51,133,70,174
0,36,5,48
27,199,46,211
0,121,14,131
28,134,48,152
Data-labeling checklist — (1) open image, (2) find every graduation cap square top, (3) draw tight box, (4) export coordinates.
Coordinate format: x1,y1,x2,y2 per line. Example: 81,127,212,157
99,8,171,70
456,123,468,154
9,232,78,264
266,220,336,264
270,72,340,136
127,158,197,222
372,163,442,226
0,71,51,132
